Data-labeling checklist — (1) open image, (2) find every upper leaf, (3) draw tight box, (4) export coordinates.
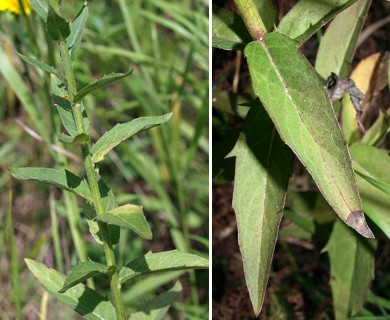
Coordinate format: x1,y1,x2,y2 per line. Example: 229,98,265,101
96,204,152,240
67,3,88,61
25,259,116,320
129,281,182,320
212,6,252,51
73,71,132,103
59,261,108,293
119,250,209,284
9,167,92,201
245,33,373,238
227,102,293,315
17,52,65,81
46,6,71,41
92,113,172,163
277,0,356,46
315,0,371,79
30,0,48,20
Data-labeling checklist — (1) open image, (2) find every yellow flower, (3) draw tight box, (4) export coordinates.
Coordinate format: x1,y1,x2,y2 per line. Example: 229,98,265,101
0,0,33,15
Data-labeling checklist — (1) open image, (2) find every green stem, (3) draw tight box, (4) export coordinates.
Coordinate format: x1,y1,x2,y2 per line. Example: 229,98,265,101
234,0,267,40
58,37,125,320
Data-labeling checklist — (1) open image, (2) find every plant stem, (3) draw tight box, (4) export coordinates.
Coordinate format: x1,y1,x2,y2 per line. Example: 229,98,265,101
59,40,126,320
234,0,267,40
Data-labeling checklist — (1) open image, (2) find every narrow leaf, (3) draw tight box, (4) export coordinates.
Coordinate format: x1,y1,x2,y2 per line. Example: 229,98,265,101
245,33,373,238
25,259,116,320
227,102,293,315
119,250,209,284
51,74,89,136
92,113,172,163
73,71,132,103
9,167,92,201
58,132,90,144
129,281,182,320
30,0,48,20
315,0,371,79
17,52,65,81
46,6,71,41
59,261,107,293
277,0,356,46
212,6,252,51
67,3,89,60
323,221,376,319
96,204,152,240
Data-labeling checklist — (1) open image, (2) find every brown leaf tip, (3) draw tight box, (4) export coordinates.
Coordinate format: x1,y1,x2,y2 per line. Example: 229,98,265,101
345,211,374,239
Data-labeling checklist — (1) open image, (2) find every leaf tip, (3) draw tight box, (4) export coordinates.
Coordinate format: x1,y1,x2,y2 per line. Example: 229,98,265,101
345,211,374,239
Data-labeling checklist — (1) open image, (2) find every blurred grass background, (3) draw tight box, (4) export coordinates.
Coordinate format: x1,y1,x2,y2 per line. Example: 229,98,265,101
0,0,209,319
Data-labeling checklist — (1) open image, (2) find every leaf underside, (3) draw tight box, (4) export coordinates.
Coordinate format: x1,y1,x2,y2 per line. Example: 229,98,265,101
244,32,373,238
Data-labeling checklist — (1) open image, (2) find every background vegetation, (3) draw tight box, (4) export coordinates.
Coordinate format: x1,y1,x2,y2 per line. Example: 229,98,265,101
0,0,209,319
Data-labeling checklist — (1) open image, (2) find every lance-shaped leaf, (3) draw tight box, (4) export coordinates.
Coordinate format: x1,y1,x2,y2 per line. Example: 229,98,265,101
277,0,356,46
30,0,48,20
73,71,132,103
59,261,108,293
245,33,373,238
226,102,293,315
25,259,116,320
96,204,152,240
67,3,88,60
17,52,65,81
350,143,390,238
9,167,92,201
119,250,209,284
129,281,182,320
92,113,172,163
212,6,252,51
322,220,376,319
315,0,371,79
46,6,70,41
51,74,90,136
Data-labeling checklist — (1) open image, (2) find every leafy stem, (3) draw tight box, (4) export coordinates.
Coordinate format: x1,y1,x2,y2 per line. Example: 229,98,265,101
58,23,126,320
233,0,266,40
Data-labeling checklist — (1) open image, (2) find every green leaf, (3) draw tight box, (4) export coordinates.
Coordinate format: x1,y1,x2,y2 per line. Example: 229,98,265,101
129,281,182,320
16,52,65,81
212,6,252,50
245,33,373,238
119,250,209,284
92,113,172,163
226,102,293,315
30,0,48,20
96,204,152,240
67,3,88,60
350,143,390,238
277,0,356,46
283,209,316,234
361,109,390,146
25,259,116,320
58,132,90,144
9,167,92,201
51,74,89,136
46,6,71,41
59,261,107,293
315,0,371,79
323,221,376,319
74,71,132,103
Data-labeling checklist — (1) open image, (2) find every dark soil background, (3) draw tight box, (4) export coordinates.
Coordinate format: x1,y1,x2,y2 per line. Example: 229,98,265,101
212,1,390,319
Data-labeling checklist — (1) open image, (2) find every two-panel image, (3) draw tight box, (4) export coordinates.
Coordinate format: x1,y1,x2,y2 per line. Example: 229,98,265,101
0,0,389,319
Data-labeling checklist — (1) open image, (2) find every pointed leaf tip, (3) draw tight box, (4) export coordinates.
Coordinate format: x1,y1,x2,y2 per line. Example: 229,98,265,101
345,211,374,238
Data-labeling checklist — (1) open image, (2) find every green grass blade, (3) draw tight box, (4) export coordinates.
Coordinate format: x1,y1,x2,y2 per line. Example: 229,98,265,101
323,221,376,319
245,33,372,238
